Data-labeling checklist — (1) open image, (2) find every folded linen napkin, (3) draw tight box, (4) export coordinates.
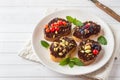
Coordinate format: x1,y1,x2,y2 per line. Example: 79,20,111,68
19,9,120,80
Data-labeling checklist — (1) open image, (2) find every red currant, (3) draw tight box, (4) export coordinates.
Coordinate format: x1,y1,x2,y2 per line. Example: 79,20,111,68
93,49,99,55
53,22,59,27
62,21,66,25
51,23,54,27
57,20,63,25
55,27,59,31
45,28,50,33
45,24,48,28
50,27,55,32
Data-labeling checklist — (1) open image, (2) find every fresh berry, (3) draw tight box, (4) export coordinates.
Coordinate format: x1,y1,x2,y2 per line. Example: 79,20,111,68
50,27,55,32
85,24,90,29
45,28,50,33
55,27,59,31
45,25,48,28
53,22,59,27
58,20,63,25
62,21,67,25
93,49,99,55
51,23,54,27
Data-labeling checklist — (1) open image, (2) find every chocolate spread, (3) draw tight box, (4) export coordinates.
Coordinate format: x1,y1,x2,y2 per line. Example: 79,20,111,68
78,39,101,61
44,18,71,39
73,21,101,39
50,37,77,58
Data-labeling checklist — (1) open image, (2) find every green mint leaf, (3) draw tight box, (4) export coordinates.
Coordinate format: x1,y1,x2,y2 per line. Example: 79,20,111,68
72,57,84,66
69,61,75,68
59,57,70,66
97,36,107,45
73,18,83,27
75,19,83,26
66,16,83,27
40,40,50,48
66,16,74,23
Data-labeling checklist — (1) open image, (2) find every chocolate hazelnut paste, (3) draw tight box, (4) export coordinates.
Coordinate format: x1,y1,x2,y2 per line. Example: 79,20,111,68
44,18,71,39
50,37,77,58
73,21,101,39
78,39,101,61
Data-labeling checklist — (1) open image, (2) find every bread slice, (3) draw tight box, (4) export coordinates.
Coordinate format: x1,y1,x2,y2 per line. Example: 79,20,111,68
49,36,77,62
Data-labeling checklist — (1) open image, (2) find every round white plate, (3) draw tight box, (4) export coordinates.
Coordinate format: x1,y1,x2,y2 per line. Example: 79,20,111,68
32,9,115,75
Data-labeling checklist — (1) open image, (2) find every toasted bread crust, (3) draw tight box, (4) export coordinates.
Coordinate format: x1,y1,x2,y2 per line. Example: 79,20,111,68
79,58,96,65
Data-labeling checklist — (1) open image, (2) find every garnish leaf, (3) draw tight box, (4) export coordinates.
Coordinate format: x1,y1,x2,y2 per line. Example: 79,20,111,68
40,40,50,48
59,57,84,68
73,18,83,26
97,36,107,45
69,61,74,68
66,16,83,27
59,57,70,66
72,58,84,66
66,16,74,23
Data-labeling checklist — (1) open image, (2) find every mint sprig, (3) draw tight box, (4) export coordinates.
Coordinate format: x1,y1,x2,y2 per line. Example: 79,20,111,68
59,57,84,68
97,36,107,45
40,40,50,48
59,57,70,66
66,16,83,27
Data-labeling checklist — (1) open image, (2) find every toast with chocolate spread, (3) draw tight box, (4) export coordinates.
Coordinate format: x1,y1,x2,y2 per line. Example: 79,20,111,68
78,39,101,65
49,36,77,62
44,18,71,41
73,21,101,41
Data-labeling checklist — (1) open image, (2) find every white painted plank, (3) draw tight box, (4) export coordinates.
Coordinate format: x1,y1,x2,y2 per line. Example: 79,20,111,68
0,42,25,52
0,8,46,24
0,0,119,7
0,24,34,33
0,78,119,80
0,7,119,25
0,64,119,77
0,54,38,65
0,78,84,80
0,77,120,80
0,64,67,77
0,33,31,42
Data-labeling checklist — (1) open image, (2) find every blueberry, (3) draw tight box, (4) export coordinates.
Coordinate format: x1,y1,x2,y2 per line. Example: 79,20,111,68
91,44,96,48
89,27,94,33
95,46,100,50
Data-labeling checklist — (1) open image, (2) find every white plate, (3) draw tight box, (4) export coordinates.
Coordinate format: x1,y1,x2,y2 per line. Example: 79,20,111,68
32,9,115,75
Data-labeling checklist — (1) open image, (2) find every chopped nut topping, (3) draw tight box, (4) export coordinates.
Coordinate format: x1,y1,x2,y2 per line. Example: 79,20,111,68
53,35,55,38
54,48,58,52
65,41,68,45
85,45,91,50
59,46,62,51
80,50,84,53
53,42,58,47
85,50,91,53
63,49,66,53
59,52,63,56
60,42,65,46
55,31,58,34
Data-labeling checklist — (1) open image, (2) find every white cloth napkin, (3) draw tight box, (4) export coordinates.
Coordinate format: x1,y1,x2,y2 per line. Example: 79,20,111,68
19,9,120,80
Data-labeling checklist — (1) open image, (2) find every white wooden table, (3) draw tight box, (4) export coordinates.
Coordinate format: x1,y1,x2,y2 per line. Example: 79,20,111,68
0,0,120,80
